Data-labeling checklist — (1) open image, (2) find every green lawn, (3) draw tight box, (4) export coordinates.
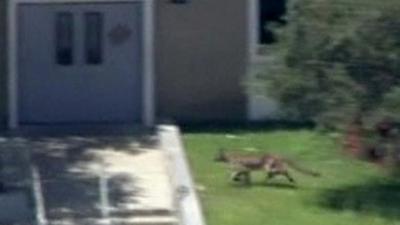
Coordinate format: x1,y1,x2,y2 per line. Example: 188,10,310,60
183,127,400,225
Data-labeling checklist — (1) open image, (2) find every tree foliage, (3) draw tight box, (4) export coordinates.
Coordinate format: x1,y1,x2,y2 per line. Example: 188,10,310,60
264,0,400,130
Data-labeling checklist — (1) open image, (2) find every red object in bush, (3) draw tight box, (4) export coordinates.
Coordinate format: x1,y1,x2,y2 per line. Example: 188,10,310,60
344,117,363,157
375,118,394,138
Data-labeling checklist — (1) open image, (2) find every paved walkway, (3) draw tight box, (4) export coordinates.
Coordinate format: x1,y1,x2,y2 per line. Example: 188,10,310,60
0,137,34,225
1,134,177,225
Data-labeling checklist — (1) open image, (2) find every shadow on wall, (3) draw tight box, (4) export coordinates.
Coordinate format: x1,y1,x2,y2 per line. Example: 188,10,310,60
317,179,400,220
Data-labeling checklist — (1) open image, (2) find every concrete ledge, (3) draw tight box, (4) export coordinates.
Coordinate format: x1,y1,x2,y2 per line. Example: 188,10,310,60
158,125,206,225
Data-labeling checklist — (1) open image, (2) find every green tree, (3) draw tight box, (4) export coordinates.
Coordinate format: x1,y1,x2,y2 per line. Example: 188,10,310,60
264,0,400,130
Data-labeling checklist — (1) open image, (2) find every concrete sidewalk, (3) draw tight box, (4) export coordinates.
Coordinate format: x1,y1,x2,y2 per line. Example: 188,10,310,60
28,135,177,225
0,137,35,225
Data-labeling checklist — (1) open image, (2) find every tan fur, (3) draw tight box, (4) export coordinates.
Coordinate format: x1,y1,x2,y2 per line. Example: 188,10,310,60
214,149,320,185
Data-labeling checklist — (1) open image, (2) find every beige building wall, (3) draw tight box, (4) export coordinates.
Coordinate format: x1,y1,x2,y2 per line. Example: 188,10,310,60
155,0,248,123
0,0,6,127
0,0,250,127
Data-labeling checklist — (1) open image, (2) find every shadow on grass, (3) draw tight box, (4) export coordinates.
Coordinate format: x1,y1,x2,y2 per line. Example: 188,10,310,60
180,120,315,134
263,182,298,189
318,179,400,220
230,180,297,189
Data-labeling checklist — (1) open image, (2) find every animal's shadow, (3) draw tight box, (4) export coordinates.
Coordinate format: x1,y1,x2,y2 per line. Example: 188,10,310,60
231,180,297,189
263,182,298,189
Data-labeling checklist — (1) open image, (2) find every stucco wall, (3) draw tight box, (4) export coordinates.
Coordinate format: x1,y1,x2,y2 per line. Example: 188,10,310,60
155,0,248,123
0,0,6,128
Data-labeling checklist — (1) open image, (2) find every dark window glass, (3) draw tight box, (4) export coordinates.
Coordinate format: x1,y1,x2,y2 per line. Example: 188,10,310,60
259,0,287,44
55,12,74,65
85,12,103,65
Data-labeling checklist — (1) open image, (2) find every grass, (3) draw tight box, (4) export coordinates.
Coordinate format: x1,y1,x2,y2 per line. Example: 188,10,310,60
183,127,400,225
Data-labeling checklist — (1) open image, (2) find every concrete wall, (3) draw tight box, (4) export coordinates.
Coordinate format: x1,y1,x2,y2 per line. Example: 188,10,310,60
247,59,280,121
155,0,248,123
0,0,6,128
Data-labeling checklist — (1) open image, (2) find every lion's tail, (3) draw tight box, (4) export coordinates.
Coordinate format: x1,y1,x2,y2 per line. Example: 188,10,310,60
284,159,321,177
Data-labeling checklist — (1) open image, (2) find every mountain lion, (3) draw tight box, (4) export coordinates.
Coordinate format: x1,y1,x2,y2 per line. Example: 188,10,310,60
214,149,320,185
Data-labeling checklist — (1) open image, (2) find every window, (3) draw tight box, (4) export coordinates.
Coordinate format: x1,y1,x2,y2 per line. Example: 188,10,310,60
259,0,271,44
258,0,287,45
55,12,74,65
85,12,104,65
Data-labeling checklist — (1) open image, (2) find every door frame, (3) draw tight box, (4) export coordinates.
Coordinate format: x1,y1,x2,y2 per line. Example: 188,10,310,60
7,0,155,129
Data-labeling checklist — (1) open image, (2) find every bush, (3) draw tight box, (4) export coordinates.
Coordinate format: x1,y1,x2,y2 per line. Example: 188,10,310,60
263,0,400,131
